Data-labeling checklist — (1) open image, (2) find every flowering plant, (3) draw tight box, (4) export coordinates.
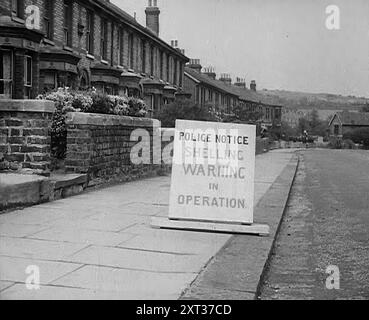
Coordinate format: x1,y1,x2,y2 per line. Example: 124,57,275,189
37,88,147,160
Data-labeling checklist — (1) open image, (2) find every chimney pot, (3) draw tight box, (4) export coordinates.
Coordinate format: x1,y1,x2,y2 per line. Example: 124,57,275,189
250,80,257,91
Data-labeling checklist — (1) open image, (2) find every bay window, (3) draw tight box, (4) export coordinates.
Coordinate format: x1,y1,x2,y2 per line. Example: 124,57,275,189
0,50,13,98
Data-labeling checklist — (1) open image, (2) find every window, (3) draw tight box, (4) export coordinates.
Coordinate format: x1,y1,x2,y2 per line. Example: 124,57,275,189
179,63,183,87
11,0,23,19
44,2,53,40
141,39,145,72
166,55,170,82
100,19,108,60
63,0,73,47
86,11,94,55
266,107,270,120
159,51,164,79
110,23,114,65
0,50,13,98
150,46,154,76
24,56,32,87
24,55,32,98
334,125,339,135
173,59,177,85
128,33,134,68
118,29,124,66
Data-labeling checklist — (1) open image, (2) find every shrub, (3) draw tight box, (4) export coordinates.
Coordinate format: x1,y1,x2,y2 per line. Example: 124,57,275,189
37,88,147,160
328,136,342,149
157,99,221,128
343,128,369,148
342,139,357,149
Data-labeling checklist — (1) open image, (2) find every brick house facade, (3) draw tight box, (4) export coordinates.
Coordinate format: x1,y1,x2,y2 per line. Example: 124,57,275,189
184,61,283,128
0,0,189,115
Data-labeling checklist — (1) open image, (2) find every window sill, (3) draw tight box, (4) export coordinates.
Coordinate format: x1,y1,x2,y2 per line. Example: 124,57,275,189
63,46,73,52
86,53,95,60
43,39,55,46
11,16,25,24
101,59,109,65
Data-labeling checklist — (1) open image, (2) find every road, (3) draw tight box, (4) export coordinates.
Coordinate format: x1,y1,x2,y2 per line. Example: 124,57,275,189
259,149,369,300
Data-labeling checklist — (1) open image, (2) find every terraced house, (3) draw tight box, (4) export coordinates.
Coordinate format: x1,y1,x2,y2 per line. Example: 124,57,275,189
184,60,283,128
0,0,189,114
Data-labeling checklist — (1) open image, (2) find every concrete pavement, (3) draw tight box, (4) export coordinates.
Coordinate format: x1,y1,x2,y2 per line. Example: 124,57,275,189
0,149,297,300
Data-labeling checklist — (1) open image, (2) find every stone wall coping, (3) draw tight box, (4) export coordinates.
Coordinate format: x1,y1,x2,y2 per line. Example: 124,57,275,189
0,100,55,113
65,112,161,128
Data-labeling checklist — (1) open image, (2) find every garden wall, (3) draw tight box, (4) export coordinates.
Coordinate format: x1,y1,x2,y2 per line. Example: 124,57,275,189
65,112,164,185
0,100,55,175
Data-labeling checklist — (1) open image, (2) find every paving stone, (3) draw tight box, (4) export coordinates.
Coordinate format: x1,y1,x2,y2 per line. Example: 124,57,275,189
52,265,197,299
0,281,14,292
0,223,48,238
0,256,82,284
65,245,211,273
0,236,87,260
0,284,95,300
28,226,136,246
118,230,230,255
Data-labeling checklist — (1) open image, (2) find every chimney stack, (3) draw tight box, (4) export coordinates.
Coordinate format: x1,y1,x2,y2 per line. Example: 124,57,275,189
203,66,216,80
188,59,202,73
219,73,232,86
145,0,160,36
234,77,246,89
250,80,256,91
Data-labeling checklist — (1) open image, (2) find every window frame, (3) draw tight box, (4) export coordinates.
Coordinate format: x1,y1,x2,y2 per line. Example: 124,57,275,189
128,33,134,69
100,19,108,60
11,0,24,19
44,2,53,40
24,55,32,87
334,124,340,135
63,0,73,47
86,10,94,55
0,50,13,97
141,39,145,72
118,28,124,66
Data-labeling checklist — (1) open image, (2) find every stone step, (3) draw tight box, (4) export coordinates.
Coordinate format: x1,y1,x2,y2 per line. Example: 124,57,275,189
0,172,88,211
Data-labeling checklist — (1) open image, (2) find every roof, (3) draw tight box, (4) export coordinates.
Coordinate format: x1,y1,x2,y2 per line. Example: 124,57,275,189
330,111,369,126
93,1,188,62
185,67,239,97
185,67,283,107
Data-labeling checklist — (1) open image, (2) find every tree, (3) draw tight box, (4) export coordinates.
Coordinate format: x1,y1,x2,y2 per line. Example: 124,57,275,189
231,104,263,123
343,128,369,148
157,98,220,128
298,117,310,135
280,121,298,140
360,103,369,113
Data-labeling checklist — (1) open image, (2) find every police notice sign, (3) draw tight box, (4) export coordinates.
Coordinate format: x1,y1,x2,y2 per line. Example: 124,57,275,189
168,120,256,224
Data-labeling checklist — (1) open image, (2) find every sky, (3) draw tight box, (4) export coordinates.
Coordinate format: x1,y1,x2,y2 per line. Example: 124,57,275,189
112,0,369,97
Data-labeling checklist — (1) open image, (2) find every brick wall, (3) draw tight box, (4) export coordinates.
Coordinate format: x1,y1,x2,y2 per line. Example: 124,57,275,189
64,112,164,184
0,100,55,175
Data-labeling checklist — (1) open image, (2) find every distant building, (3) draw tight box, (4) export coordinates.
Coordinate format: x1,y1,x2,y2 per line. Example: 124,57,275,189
183,60,283,127
328,111,369,137
0,0,188,115
282,109,309,128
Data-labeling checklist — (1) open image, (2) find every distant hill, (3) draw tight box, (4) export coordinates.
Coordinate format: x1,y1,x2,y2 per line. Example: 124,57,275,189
258,89,369,111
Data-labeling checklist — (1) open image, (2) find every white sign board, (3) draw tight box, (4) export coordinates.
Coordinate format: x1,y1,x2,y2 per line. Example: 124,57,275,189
168,120,256,224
